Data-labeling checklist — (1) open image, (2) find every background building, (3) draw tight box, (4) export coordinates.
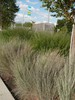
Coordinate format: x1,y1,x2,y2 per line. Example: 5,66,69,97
32,23,55,33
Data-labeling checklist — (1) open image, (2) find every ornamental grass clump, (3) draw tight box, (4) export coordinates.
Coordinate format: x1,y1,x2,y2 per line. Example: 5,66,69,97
56,60,75,100
12,50,65,100
0,39,32,86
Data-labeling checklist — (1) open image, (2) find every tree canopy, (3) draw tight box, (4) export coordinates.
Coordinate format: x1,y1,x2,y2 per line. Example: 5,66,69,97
0,0,19,29
40,0,75,23
55,19,73,33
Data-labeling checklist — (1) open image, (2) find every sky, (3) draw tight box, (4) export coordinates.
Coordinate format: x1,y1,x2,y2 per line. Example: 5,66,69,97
15,0,62,25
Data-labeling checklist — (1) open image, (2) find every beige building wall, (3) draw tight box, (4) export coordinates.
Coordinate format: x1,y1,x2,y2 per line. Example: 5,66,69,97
32,23,54,33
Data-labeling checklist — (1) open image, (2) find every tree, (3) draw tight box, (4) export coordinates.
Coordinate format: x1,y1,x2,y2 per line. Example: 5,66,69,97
23,22,33,29
55,19,73,33
40,0,75,22
40,0,75,100
0,0,19,29
40,0,75,62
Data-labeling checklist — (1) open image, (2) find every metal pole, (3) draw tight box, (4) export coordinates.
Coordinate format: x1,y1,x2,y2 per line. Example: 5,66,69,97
22,12,25,28
48,8,50,23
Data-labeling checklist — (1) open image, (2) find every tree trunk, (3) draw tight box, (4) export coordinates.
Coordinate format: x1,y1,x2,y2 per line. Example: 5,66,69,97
69,16,75,65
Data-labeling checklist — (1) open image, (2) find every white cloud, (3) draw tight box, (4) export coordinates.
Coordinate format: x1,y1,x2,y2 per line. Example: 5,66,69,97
15,1,53,23
17,1,28,11
35,21,53,24
26,0,38,5
15,13,38,23
15,13,23,23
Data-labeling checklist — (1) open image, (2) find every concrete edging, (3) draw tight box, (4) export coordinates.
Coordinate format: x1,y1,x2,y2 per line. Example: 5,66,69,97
0,78,15,100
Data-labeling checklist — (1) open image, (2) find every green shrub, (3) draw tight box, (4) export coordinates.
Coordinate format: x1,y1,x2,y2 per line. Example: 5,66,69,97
31,32,70,56
1,28,33,41
0,28,70,56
